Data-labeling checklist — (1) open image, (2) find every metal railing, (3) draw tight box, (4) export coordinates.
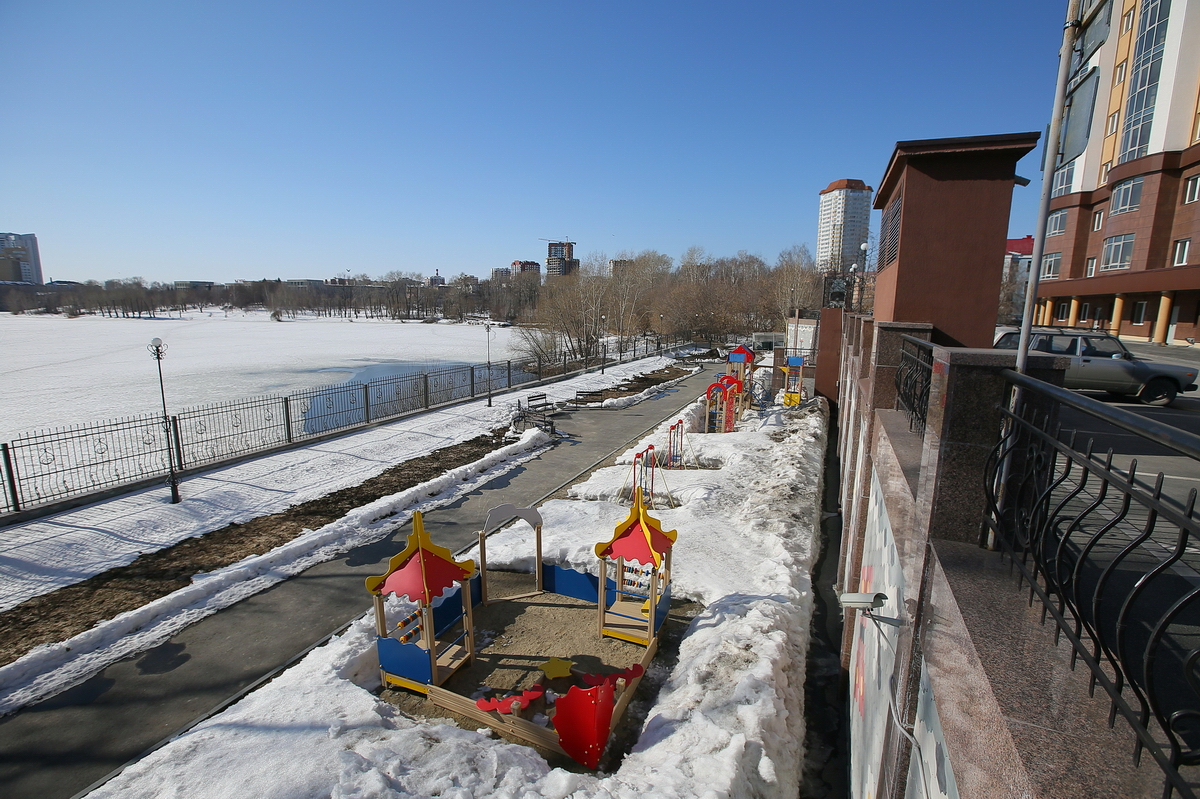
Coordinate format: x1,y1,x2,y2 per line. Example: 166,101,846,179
895,335,933,436
0,336,695,518
985,370,1200,798
0,357,557,517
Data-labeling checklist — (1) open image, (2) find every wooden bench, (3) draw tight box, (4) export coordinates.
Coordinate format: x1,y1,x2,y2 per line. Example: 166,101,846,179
571,390,605,407
523,392,555,414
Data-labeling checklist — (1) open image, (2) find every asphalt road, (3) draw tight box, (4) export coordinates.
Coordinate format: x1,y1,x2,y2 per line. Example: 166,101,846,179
0,365,719,799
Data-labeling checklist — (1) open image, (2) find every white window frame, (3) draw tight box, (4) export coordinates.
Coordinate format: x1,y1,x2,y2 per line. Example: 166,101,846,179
1122,9,1134,33
1101,162,1112,185
1056,302,1070,322
1080,302,1091,322
1185,175,1200,204
1114,60,1127,85
1107,111,1119,135
1175,239,1191,266
1093,210,1104,230
1101,234,1136,271
1132,301,1147,325
1041,252,1062,279
1110,176,1144,215
1086,256,1097,277
1047,209,1068,236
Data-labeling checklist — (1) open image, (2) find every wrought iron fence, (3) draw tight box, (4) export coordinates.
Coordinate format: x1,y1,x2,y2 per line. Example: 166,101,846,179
0,359,541,516
895,335,933,436
0,341,685,518
985,370,1200,798
5,414,171,511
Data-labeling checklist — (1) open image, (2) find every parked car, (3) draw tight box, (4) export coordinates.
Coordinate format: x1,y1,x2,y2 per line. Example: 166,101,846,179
993,326,1199,406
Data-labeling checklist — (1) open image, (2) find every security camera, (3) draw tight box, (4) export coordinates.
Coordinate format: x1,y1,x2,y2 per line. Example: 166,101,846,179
838,592,887,610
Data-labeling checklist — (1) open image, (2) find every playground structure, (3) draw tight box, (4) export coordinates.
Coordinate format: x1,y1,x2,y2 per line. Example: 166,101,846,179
782,354,806,407
367,500,677,769
595,488,676,647
705,345,782,431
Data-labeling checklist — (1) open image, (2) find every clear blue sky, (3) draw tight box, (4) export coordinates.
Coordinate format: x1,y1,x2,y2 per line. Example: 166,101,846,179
1,0,1065,285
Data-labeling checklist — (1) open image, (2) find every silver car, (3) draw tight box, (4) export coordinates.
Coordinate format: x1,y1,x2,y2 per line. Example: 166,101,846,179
994,327,1199,406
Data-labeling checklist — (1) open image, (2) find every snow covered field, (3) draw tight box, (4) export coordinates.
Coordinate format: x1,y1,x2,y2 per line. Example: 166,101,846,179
84,398,827,799
0,311,516,441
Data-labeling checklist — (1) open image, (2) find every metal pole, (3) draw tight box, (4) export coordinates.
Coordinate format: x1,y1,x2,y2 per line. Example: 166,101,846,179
485,323,492,407
1017,0,1082,376
148,338,181,504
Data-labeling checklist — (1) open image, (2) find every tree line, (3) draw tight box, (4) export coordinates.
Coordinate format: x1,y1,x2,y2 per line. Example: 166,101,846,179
4,244,839,357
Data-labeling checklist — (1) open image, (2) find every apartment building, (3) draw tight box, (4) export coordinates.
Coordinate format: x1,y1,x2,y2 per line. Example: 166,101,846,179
816,179,873,273
1034,0,1200,343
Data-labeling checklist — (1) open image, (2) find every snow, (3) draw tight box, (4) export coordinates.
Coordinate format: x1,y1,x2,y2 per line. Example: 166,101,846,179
0,310,518,441
85,399,827,799
2,311,828,797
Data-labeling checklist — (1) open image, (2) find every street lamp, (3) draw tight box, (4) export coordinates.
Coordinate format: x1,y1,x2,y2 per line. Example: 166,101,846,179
600,315,607,374
484,323,492,407
147,337,181,504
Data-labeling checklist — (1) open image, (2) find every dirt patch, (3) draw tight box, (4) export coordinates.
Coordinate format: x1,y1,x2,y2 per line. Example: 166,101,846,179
381,570,701,772
0,366,693,670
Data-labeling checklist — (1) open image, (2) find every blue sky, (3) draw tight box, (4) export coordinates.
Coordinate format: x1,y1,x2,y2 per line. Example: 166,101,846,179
2,1,1065,285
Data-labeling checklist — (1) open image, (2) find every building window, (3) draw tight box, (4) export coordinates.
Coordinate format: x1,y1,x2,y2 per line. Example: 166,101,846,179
1122,8,1135,33
1186,175,1200,204
1057,302,1071,322
1041,252,1062,279
1175,239,1192,266
1093,209,1104,230
1086,256,1098,276
1101,161,1112,184
1114,60,1127,85
1118,0,1171,164
1106,111,1120,135
1080,302,1091,322
1132,300,1147,325
1101,233,1136,270
1110,176,1144,214
1047,209,1068,236
1051,160,1076,198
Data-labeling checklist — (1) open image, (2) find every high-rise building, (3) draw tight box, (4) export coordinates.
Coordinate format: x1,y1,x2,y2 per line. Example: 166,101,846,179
0,234,43,284
816,180,873,273
512,260,541,277
1034,0,1200,343
545,240,579,278
606,259,633,278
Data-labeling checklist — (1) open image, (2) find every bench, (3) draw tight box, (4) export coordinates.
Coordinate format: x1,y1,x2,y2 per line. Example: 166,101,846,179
523,392,555,414
572,390,605,407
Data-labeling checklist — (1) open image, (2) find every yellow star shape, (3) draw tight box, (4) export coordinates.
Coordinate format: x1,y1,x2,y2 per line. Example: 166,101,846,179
539,657,575,679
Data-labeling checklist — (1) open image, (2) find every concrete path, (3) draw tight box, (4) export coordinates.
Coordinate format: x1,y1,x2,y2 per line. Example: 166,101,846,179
0,365,717,799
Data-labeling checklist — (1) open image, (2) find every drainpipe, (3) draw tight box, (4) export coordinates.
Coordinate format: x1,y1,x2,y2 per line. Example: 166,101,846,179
1016,0,1082,375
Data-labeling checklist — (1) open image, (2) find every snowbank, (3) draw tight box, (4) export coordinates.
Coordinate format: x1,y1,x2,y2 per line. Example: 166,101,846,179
89,400,827,799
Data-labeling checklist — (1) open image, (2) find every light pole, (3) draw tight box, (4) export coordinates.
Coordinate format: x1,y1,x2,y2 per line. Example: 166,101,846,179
484,323,492,407
600,315,607,374
147,337,181,504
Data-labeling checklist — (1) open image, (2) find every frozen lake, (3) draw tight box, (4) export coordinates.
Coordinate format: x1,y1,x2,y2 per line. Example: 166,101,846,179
0,311,516,441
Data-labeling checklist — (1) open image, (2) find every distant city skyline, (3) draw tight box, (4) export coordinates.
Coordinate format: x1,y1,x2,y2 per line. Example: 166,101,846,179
1,1,1064,285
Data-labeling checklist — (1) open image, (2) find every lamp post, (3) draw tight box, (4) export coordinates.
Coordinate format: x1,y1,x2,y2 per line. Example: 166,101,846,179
147,337,181,504
484,323,492,407
600,315,607,374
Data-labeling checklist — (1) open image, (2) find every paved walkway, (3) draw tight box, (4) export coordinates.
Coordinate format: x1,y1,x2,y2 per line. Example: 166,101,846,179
0,365,717,799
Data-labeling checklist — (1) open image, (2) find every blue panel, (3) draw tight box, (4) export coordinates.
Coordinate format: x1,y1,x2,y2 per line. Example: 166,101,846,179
377,636,432,683
654,583,672,633
433,587,465,637
543,564,598,602
469,574,482,607
728,353,748,363
786,356,805,367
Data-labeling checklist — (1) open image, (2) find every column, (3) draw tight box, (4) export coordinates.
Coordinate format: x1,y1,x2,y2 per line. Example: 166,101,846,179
1067,296,1081,327
1152,291,1175,345
1109,294,1125,336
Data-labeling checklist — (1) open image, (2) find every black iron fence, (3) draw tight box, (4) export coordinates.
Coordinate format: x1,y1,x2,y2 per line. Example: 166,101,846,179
985,370,1200,798
0,341,681,518
895,335,933,436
